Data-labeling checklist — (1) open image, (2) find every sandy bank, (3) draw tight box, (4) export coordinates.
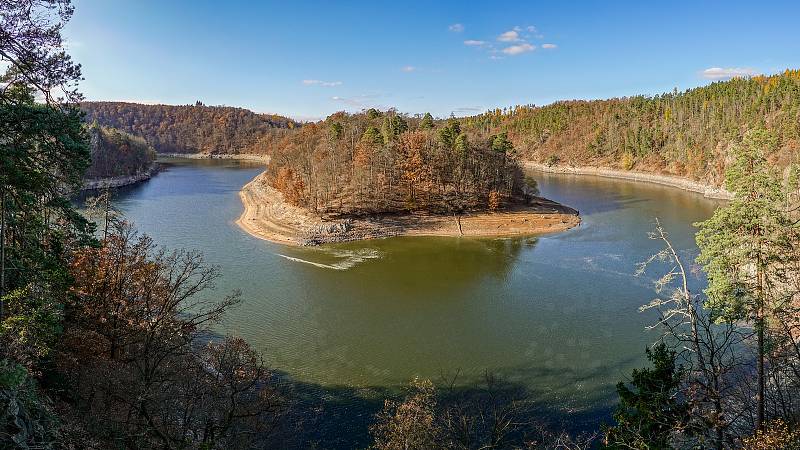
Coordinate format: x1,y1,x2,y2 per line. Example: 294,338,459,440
522,162,733,200
236,172,581,246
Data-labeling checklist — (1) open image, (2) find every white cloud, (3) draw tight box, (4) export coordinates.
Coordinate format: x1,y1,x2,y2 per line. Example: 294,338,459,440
701,67,757,80
541,43,557,49
331,93,382,109
401,65,416,72
452,106,481,114
497,30,522,42
463,40,487,46
502,43,535,55
526,26,537,33
302,79,343,87
448,23,464,32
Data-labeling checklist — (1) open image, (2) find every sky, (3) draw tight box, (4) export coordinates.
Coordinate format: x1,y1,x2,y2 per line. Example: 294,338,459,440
64,0,800,121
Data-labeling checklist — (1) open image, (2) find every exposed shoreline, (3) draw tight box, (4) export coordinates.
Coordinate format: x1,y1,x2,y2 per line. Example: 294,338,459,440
158,152,270,163
522,162,733,200
82,165,160,190
236,172,581,246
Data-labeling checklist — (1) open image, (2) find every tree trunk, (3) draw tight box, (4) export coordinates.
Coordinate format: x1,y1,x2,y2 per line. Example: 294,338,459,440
756,309,765,430
0,187,5,321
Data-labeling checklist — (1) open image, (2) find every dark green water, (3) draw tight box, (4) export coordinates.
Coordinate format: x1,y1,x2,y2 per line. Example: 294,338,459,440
98,157,720,442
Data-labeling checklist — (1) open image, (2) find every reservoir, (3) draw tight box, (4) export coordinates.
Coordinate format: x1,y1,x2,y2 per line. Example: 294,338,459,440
98,157,721,444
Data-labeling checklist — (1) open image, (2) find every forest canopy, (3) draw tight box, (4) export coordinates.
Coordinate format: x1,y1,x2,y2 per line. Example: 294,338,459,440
265,110,529,215
85,124,157,180
461,70,800,185
81,101,296,155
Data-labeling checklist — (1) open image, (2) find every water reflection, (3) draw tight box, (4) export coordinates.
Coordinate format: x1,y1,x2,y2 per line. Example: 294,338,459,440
88,158,722,442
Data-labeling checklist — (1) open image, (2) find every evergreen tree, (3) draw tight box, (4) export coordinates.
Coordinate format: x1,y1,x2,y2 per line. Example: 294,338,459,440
695,127,800,430
604,344,687,449
419,112,434,130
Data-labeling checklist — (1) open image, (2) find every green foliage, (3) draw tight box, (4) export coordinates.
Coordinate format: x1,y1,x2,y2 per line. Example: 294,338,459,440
604,344,687,449
362,126,384,147
695,128,797,319
491,132,513,154
419,112,434,130
1,286,63,364
381,114,408,144
460,70,800,183
0,360,60,449
437,118,461,150
366,108,382,120
329,122,344,140
454,133,469,154
0,81,94,308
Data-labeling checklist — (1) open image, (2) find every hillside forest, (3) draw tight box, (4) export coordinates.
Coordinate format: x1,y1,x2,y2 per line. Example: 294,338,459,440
84,123,157,181
83,72,800,190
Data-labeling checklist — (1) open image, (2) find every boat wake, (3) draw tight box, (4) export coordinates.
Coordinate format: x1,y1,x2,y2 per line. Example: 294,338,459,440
276,248,382,270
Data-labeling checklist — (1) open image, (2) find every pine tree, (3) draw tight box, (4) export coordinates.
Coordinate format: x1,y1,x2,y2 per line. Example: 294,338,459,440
695,127,800,430
604,343,687,449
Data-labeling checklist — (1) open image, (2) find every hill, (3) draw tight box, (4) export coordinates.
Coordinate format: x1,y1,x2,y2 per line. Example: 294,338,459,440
461,70,800,186
81,101,296,155
263,110,532,216
85,123,157,183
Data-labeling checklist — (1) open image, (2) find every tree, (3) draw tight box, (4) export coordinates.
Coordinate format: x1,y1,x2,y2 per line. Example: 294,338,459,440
371,378,441,450
604,343,688,449
381,114,408,144
0,76,92,327
63,221,286,448
491,132,513,154
695,128,800,430
636,221,746,448
0,0,83,104
419,112,434,130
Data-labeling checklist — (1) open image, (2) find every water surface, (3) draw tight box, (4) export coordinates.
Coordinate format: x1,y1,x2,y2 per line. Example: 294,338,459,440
98,158,720,441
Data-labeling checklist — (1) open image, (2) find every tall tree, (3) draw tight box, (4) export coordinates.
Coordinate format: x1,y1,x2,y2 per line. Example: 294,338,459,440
695,128,800,430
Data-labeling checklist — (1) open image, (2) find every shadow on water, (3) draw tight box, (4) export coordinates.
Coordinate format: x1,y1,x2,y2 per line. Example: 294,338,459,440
269,368,617,449
80,160,725,449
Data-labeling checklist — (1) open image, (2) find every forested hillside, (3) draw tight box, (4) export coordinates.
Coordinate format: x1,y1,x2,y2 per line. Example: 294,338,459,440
85,124,157,180
265,110,528,215
462,70,800,186
81,101,296,155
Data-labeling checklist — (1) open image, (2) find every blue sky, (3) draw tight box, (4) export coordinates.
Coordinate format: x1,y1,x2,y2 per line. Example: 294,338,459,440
65,0,800,121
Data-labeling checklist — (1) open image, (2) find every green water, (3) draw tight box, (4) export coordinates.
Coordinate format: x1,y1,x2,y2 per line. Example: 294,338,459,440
99,157,720,441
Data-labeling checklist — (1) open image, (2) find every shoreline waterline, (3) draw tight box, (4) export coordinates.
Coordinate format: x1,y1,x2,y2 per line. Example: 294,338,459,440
236,171,581,246
522,162,733,200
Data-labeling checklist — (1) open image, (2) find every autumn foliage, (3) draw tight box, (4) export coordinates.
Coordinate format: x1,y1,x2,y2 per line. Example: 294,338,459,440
266,111,529,216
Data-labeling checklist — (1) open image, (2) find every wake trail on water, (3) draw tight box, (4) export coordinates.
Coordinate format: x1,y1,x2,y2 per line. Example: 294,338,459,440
276,248,383,270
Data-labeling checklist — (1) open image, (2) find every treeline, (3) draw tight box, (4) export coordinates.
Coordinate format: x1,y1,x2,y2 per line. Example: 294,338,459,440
81,101,296,155
265,109,527,215
85,123,157,180
462,70,800,185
